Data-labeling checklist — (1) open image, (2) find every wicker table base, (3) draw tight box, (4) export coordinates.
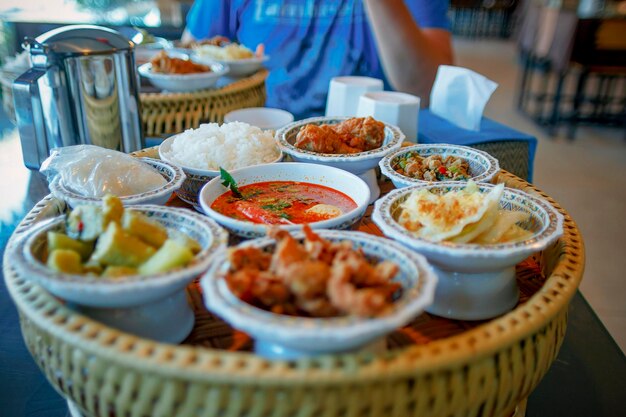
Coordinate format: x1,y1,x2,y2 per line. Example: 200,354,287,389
4,158,584,417
140,70,268,137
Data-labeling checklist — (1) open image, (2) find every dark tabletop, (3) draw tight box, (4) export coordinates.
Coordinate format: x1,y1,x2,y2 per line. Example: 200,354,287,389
0,108,624,417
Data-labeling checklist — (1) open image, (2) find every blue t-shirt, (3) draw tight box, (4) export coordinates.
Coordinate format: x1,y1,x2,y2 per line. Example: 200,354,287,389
187,0,450,119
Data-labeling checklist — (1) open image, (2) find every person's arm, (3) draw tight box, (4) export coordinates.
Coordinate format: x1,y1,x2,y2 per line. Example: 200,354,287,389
363,0,453,106
181,28,196,43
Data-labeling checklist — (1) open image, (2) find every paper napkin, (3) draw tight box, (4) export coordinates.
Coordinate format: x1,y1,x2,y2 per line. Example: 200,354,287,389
429,65,498,131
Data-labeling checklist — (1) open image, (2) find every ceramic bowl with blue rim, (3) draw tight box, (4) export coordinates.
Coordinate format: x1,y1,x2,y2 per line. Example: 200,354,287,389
276,116,405,176
8,205,228,343
379,143,500,188
200,230,437,360
159,134,284,211
49,157,186,208
198,162,370,238
372,182,564,320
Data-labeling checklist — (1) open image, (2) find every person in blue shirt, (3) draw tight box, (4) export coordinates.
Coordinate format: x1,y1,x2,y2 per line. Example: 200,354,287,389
183,0,453,119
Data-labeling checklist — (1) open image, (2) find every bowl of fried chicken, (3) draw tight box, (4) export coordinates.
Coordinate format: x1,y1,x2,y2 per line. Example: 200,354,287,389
276,116,405,202
200,225,437,360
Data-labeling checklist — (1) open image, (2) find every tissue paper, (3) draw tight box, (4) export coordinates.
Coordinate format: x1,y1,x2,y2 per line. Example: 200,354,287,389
429,65,498,131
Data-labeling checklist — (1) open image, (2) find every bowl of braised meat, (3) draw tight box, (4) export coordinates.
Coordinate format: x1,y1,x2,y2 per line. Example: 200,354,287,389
276,116,404,202
138,51,229,92
200,225,437,359
276,116,404,174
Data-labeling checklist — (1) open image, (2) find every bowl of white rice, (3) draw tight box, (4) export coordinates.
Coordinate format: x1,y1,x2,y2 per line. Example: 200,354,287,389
159,122,282,210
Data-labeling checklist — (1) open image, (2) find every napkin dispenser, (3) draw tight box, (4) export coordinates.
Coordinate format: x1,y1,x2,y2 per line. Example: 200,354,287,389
12,25,144,170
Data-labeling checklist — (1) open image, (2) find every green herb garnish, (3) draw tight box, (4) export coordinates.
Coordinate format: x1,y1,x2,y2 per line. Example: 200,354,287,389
261,201,292,212
220,167,243,199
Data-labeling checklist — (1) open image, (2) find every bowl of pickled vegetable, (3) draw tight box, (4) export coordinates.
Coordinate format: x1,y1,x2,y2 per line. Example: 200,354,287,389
379,144,500,188
9,195,228,343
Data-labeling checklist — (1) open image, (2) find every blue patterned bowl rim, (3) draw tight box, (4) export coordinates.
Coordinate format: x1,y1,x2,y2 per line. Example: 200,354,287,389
49,157,186,206
372,182,564,258
9,205,228,294
379,143,500,185
200,229,437,341
275,116,405,162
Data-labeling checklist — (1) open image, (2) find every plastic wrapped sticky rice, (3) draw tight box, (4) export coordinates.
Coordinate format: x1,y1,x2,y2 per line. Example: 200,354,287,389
40,145,167,198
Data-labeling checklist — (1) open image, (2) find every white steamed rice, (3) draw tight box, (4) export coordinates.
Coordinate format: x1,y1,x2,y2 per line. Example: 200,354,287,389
165,122,280,171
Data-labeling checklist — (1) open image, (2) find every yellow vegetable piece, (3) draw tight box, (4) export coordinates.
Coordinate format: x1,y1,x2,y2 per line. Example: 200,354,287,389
122,211,167,248
103,266,138,278
91,222,156,267
83,259,103,275
47,231,94,261
47,249,83,274
103,194,124,225
139,239,194,275
169,230,202,254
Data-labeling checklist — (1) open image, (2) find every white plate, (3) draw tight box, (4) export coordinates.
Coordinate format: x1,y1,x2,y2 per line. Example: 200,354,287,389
192,54,268,77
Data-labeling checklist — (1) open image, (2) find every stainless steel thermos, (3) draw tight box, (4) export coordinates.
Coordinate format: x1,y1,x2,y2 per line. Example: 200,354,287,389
13,25,144,169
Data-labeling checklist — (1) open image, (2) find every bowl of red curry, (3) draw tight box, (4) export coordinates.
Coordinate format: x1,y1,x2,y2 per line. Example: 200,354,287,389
198,162,370,238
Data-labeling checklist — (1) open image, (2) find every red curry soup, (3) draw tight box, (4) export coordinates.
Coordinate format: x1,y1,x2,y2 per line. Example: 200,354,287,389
211,181,357,224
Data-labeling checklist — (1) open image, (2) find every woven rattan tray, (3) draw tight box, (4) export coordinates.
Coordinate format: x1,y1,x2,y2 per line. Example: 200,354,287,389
4,152,584,417
140,69,268,137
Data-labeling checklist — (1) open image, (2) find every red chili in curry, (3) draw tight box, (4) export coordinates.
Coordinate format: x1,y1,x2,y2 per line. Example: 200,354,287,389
211,181,357,224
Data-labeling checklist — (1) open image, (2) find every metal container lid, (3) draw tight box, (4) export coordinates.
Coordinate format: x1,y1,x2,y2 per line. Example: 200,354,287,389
27,25,133,57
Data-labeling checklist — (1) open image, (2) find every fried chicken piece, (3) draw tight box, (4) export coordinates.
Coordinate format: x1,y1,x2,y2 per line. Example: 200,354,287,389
269,228,309,276
228,247,271,271
279,260,330,299
303,224,353,264
332,116,385,150
328,251,401,317
297,297,340,317
225,269,290,307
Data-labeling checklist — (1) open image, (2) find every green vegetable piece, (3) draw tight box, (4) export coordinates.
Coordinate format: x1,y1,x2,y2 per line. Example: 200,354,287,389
91,223,156,268
122,211,167,248
219,167,243,199
102,266,138,278
47,232,94,261
66,205,106,242
103,194,124,225
47,249,83,274
168,231,202,254
138,239,194,275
